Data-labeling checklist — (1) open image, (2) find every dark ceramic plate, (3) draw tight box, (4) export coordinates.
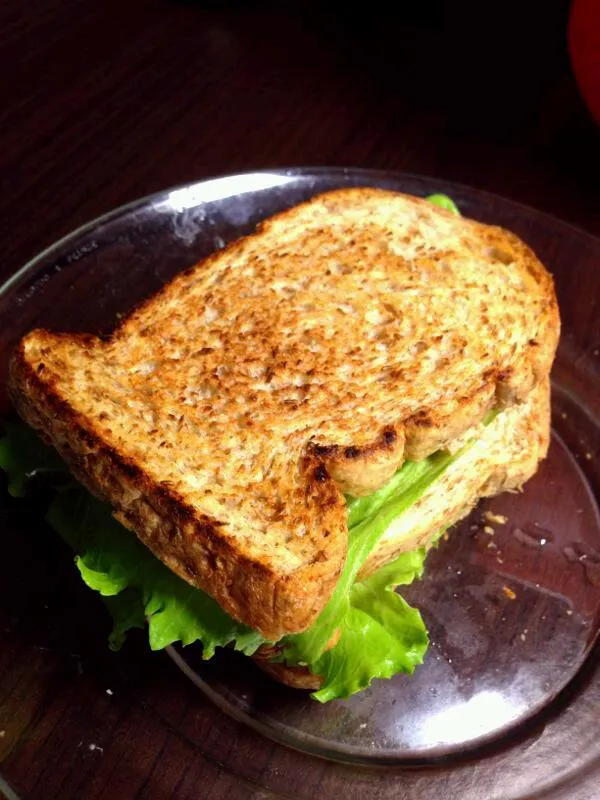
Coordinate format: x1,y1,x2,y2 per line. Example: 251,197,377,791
1,169,600,799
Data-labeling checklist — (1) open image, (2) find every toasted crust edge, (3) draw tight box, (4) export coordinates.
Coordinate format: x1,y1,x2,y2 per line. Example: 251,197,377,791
253,658,323,691
311,424,405,496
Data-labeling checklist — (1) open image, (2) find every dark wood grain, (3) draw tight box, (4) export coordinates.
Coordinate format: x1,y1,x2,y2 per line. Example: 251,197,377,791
0,0,599,289
2,2,600,799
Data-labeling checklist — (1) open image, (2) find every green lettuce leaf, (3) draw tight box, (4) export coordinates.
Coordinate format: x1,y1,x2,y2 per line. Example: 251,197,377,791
426,193,461,215
45,488,266,657
346,452,452,528
283,451,454,671
312,548,428,702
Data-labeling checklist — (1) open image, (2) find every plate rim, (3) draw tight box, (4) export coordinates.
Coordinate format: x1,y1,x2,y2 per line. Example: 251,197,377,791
3,165,600,301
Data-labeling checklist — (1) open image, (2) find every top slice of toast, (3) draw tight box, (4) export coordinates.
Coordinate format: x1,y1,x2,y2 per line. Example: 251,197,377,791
8,188,560,639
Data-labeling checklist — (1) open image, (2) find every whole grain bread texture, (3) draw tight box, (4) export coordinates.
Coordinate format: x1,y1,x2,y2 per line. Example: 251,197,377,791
8,187,560,640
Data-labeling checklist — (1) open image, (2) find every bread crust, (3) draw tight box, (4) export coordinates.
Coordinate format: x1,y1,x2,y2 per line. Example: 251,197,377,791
311,424,405,496
7,187,559,639
253,658,323,690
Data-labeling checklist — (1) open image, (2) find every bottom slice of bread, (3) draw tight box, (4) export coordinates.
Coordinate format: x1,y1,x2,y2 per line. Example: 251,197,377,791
255,377,550,690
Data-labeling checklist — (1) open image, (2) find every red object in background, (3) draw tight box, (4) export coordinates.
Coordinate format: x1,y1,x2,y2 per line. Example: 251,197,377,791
568,0,600,126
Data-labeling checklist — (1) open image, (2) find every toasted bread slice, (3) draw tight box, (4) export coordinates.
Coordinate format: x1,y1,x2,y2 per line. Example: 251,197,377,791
8,188,559,640
255,377,551,689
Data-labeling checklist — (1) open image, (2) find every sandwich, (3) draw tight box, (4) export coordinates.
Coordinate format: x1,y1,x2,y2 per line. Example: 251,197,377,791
1,187,560,701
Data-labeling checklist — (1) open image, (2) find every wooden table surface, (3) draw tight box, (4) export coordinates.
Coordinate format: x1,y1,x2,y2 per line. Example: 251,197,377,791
1,1,600,798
